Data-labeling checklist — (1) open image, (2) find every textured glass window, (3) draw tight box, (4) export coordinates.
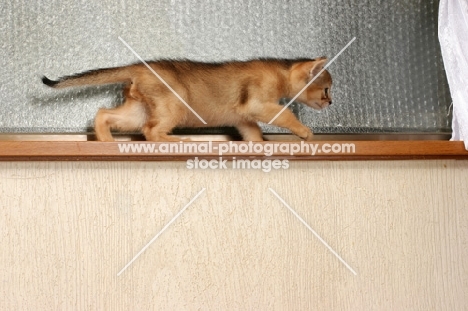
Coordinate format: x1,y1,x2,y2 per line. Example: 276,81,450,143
0,0,450,134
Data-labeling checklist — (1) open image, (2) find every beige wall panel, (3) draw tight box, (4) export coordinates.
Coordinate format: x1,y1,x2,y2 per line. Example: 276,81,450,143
0,161,467,310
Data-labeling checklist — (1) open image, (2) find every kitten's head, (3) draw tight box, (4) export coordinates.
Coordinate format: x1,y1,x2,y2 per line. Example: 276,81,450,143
289,58,332,110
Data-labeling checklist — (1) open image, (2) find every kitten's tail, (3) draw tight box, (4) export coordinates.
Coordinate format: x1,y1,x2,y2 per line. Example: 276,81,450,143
42,66,133,89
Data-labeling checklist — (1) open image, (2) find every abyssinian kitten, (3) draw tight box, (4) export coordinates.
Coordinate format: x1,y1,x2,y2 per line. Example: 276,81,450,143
42,58,332,141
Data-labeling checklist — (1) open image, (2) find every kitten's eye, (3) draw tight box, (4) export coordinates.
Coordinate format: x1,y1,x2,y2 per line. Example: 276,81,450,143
324,88,329,96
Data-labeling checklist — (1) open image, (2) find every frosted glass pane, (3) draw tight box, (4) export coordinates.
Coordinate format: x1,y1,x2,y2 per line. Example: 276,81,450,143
0,0,450,134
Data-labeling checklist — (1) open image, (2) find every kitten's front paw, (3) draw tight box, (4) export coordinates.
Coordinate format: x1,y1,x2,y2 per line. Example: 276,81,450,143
297,129,314,141
303,132,314,141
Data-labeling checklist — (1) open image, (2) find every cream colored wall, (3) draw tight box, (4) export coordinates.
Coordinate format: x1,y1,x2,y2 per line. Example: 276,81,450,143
1,160,467,310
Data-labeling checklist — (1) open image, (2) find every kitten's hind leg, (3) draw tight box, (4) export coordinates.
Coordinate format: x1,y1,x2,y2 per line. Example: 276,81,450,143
94,98,146,141
236,120,264,141
142,98,191,142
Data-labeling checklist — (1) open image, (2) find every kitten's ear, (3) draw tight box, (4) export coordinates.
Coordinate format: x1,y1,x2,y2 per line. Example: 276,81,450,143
309,58,328,78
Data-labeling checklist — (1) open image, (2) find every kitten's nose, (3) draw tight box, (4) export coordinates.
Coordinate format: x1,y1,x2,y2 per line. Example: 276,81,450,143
329,101,332,105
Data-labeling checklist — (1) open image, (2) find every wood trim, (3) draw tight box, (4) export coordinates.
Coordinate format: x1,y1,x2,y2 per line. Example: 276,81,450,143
0,140,467,161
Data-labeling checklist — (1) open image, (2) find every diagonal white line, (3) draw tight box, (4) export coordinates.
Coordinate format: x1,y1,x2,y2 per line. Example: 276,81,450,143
268,37,356,124
117,188,206,276
118,36,207,125
268,188,357,275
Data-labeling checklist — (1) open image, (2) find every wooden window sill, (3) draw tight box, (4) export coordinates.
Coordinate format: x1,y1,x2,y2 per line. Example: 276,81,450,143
0,133,467,161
